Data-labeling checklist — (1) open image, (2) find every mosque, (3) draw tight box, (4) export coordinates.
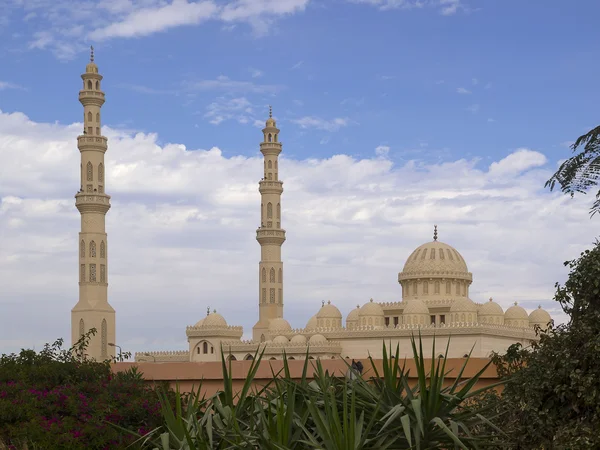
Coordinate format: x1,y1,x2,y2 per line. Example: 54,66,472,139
70,51,553,363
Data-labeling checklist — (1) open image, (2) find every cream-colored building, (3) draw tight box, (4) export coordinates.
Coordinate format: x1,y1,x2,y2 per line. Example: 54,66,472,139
68,51,552,363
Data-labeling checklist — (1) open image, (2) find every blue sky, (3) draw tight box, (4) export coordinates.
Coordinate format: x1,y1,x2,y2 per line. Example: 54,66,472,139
1,0,600,355
2,0,599,163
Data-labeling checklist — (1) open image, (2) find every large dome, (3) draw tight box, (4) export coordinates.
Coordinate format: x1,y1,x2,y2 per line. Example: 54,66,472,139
269,318,292,332
203,311,228,328
401,240,469,277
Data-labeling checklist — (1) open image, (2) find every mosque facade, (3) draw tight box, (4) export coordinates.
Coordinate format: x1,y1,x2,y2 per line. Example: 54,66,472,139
70,52,552,363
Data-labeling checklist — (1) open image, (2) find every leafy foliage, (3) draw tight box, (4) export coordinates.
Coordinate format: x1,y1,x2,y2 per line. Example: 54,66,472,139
486,240,600,449
0,330,170,449
140,336,503,449
546,125,600,216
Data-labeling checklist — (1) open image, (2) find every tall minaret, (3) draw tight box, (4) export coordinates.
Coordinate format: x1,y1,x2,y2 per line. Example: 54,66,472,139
253,107,286,342
71,47,115,360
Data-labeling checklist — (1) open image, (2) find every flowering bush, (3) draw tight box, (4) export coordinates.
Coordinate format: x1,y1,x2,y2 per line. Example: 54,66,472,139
0,331,170,449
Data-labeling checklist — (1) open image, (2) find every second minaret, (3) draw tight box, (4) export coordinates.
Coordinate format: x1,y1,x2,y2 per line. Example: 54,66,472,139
253,108,286,342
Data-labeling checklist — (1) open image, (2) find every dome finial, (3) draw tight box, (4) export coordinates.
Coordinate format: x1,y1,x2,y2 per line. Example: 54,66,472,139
90,45,94,62
489,297,493,302
322,300,325,307
206,306,210,316
269,105,272,118
433,224,438,241
514,301,518,306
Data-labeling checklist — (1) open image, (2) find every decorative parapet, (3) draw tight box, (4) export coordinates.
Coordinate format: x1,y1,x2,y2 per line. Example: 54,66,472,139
316,322,538,340
77,135,108,151
219,340,342,355
185,325,243,339
134,350,189,363
398,270,473,282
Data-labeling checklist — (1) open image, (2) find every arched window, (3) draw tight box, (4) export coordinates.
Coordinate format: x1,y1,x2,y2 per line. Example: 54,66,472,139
203,342,208,354
267,203,273,219
439,249,445,259
197,347,200,354
80,264,85,282
269,288,275,303
100,241,106,258
413,249,421,261
80,240,85,258
86,162,93,181
423,282,429,294
461,313,465,322
447,249,453,260
288,356,295,360
268,160,272,169
274,160,278,169
278,268,282,283
462,284,466,296
98,164,104,183
456,283,460,295
96,127,99,135
87,111,92,122
270,268,275,282
446,281,451,294
96,113,100,122
260,334,265,343
87,80,92,90
268,133,272,142
227,355,237,361
434,281,440,294
245,354,254,360
430,249,436,259
262,268,266,282
101,319,107,357
276,203,280,219
95,81,99,90
89,264,96,282
421,249,427,259
262,288,266,303
90,241,96,258
79,319,85,338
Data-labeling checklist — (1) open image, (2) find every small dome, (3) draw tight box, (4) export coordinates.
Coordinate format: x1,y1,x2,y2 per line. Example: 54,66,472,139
529,306,552,327
359,299,384,317
272,335,289,345
290,334,307,344
269,318,292,332
317,301,342,319
450,297,478,313
505,303,528,320
309,334,327,344
479,298,504,316
305,315,318,330
346,305,360,322
402,298,429,316
203,311,228,328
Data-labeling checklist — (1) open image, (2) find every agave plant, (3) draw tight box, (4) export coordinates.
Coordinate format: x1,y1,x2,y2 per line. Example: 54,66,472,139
135,335,506,449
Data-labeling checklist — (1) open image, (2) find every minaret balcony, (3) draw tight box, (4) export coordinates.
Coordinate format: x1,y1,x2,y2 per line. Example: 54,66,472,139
258,180,283,194
77,135,108,152
78,90,105,106
260,142,282,154
75,193,111,214
256,228,286,245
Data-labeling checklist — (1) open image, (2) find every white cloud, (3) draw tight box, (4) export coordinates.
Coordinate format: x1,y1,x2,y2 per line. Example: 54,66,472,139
291,116,350,132
467,103,479,113
89,0,218,40
203,96,256,125
186,75,283,94
249,67,263,78
375,145,390,157
0,109,595,356
291,61,304,70
7,0,312,59
348,0,466,14
456,87,471,94
0,81,23,90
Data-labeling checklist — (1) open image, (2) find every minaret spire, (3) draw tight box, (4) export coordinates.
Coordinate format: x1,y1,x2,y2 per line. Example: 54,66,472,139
253,107,286,342
433,224,438,241
71,49,115,360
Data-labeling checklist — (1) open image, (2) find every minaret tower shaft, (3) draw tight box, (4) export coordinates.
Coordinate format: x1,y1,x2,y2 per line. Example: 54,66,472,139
71,47,115,360
253,107,286,342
